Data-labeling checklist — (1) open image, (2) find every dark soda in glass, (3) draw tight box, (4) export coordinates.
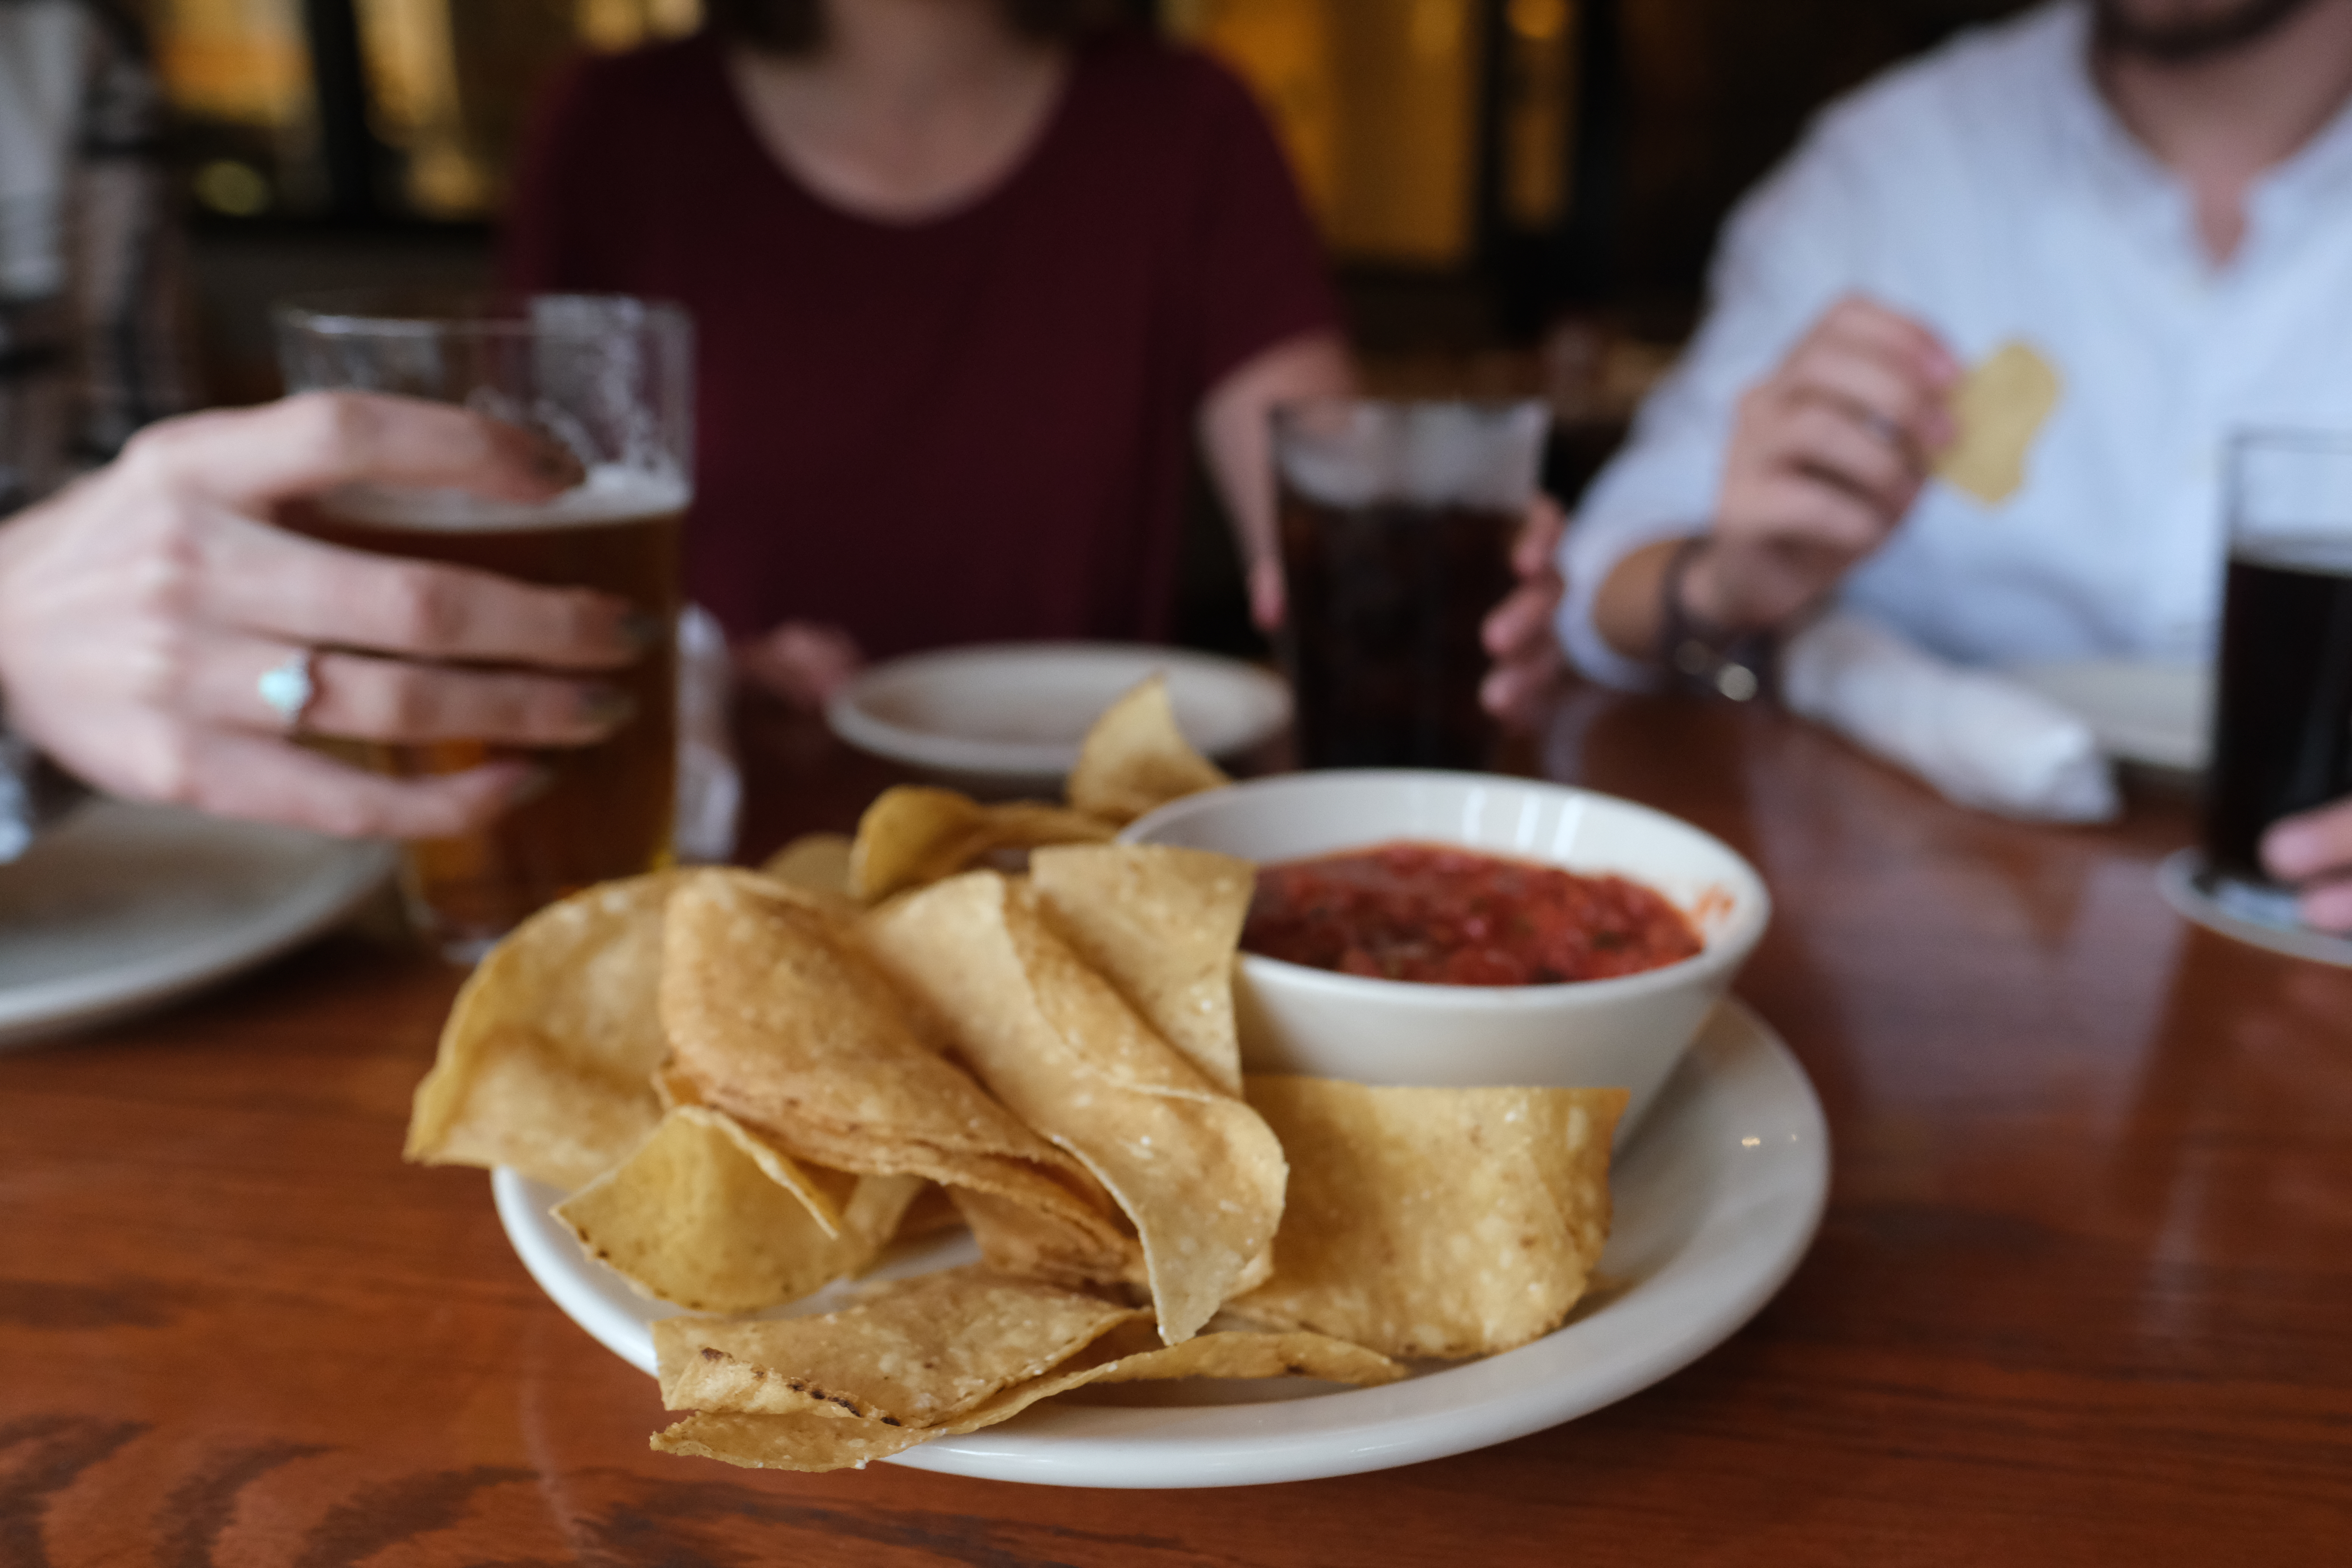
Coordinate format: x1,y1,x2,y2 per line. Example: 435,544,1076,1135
1277,491,1517,769
2203,536,2352,884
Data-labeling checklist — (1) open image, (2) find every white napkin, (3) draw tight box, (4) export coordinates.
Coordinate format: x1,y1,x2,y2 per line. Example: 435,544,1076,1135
674,604,741,863
1779,611,2119,823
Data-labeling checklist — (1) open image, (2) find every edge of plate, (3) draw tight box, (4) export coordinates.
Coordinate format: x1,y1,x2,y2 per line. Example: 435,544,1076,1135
493,998,1828,1488
825,642,1290,776
2157,848,2352,968
0,831,397,1048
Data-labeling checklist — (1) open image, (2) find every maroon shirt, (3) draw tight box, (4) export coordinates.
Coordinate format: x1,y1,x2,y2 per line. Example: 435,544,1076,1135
502,28,1339,657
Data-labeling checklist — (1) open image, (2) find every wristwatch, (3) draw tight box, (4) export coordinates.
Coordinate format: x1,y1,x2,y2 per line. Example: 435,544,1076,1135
1658,537,1775,703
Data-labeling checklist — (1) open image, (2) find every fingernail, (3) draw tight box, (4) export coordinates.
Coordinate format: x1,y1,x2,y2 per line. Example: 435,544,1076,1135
619,609,668,655
2303,882,2352,932
2263,820,2324,879
577,687,638,729
508,764,558,805
530,439,586,488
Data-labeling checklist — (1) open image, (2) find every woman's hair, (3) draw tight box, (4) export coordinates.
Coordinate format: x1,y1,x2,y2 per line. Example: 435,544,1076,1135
709,0,1130,53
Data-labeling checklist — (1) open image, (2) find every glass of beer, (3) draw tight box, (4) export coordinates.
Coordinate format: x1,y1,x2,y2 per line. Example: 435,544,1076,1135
2200,429,2352,923
275,292,692,961
1272,398,1550,770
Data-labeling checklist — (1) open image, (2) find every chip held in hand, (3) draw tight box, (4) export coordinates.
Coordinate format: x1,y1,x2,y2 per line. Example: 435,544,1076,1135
1934,339,2062,507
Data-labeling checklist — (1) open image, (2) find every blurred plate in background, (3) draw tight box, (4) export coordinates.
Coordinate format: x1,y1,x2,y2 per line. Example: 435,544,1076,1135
0,801,395,1049
827,642,1291,795
2008,659,2211,776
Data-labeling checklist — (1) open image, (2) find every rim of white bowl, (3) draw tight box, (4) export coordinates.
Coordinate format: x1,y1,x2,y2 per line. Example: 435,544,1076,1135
1121,769,1772,1009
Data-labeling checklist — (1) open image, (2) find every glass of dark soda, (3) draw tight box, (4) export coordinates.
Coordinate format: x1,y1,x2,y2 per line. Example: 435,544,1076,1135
1272,399,1549,771
2200,429,2352,922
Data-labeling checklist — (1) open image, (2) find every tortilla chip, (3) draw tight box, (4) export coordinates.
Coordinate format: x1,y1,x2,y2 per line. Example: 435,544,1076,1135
553,1107,920,1314
406,872,677,1189
1030,844,1254,1095
1935,340,2061,506
1065,676,1229,825
650,1277,1400,1472
1230,1077,1626,1359
850,787,1114,902
761,833,856,900
861,872,1286,1343
660,869,1135,1283
654,1266,1144,1427
652,1409,926,1472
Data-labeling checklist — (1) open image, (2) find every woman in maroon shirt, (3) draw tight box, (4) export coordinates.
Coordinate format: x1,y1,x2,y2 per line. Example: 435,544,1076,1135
504,0,1564,714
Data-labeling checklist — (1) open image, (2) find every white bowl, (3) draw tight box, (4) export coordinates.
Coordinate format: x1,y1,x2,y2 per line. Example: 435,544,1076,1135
1122,771,1770,1142
827,642,1291,796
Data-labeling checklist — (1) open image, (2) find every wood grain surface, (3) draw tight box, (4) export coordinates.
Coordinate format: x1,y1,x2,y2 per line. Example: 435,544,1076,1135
5,685,2349,1566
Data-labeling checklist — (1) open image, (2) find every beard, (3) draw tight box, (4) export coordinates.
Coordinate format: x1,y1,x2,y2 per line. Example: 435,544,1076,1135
2094,0,2327,61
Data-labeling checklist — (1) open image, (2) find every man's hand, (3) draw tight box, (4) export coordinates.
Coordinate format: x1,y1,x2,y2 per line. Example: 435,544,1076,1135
0,392,649,839
2262,800,2352,931
1682,295,1960,633
1481,494,1567,726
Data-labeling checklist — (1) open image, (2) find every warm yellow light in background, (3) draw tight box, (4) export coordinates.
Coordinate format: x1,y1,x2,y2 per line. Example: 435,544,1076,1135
578,0,704,52
150,0,312,129
1503,0,1575,229
345,0,704,217
1508,0,1570,43
1171,0,1481,268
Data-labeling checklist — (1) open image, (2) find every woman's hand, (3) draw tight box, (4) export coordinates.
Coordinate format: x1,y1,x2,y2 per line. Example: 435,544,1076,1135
1481,493,1568,726
0,392,649,839
736,620,864,711
2262,800,2352,931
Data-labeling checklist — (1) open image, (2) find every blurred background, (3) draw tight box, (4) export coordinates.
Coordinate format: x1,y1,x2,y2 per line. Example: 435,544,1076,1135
140,0,2032,642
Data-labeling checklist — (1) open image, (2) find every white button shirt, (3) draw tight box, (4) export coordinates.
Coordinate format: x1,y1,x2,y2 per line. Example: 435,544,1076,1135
1559,0,2352,688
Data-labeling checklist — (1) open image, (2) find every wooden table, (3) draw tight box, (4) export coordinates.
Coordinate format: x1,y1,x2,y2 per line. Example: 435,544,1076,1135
6,687,2349,1565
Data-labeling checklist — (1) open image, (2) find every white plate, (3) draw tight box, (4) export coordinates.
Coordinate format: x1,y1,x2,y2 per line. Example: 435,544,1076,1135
2157,848,2352,968
2008,659,2212,773
0,799,396,1049
827,642,1291,792
493,998,1829,1488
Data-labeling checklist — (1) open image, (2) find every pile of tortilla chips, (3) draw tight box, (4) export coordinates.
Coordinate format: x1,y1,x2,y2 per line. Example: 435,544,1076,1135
407,676,1629,1472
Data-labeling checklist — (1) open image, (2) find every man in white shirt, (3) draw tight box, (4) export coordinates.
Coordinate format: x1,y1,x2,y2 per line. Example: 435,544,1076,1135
1561,0,2352,929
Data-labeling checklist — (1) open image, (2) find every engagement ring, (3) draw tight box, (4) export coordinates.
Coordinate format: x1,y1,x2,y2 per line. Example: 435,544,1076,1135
257,650,317,731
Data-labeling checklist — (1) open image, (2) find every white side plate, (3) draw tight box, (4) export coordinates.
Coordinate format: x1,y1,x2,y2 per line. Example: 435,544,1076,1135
827,642,1291,792
494,998,1829,1488
0,799,395,1049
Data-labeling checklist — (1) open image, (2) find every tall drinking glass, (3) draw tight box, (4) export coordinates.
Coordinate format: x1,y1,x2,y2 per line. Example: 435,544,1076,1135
2201,429,2352,920
1272,398,1548,770
275,293,692,960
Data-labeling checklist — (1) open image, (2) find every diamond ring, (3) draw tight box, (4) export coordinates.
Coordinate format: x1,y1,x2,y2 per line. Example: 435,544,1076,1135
256,650,317,731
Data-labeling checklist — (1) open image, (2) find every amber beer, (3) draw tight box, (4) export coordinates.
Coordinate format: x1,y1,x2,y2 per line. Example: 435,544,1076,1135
282,475,684,956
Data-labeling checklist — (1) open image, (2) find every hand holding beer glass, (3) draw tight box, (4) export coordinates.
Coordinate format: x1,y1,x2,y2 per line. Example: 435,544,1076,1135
276,294,692,959
2200,429,2352,936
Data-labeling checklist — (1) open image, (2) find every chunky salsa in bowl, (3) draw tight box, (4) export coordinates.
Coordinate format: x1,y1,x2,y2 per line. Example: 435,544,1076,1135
1243,841,1703,987
1121,770,1769,1142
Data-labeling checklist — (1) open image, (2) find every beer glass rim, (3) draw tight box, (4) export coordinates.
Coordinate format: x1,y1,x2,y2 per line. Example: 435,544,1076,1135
274,289,689,342
1272,395,1549,425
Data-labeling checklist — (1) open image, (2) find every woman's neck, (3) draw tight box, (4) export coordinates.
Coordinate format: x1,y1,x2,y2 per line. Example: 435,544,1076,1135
2096,0,2352,262
728,0,1071,223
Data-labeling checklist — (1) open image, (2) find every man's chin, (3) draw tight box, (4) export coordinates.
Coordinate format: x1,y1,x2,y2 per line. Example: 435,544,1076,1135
2095,0,2324,61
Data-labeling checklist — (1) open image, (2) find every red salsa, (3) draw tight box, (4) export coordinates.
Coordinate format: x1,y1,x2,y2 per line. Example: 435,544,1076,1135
1242,841,1702,986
